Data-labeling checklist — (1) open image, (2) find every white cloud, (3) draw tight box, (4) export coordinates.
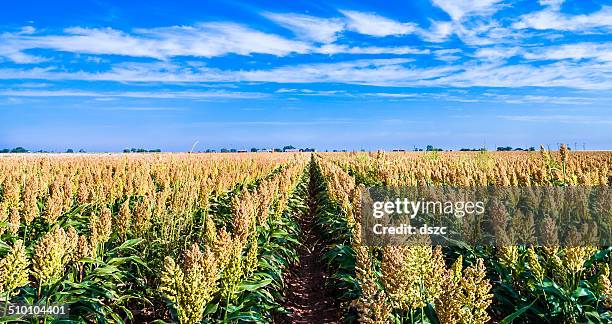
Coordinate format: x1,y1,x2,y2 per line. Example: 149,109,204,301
317,44,427,55
1,50,611,90
452,20,518,46
0,30,48,63
514,6,612,31
339,10,417,36
30,27,162,57
16,82,51,88
0,18,433,63
487,94,595,105
263,12,344,43
0,50,47,64
363,93,419,98
294,89,347,96
434,48,462,61
275,88,298,93
130,23,313,57
18,26,36,35
431,0,503,21
418,18,518,46
0,60,593,89
430,61,612,89
418,20,454,42
473,47,520,61
1,23,313,61
104,107,183,111
523,43,612,62
539,0,564,8
0,89,268,99
425,1,520,46
499,114,612,124
0,58,453,86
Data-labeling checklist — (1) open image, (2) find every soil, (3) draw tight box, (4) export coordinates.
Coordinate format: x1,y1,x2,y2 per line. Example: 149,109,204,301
275,178,341,324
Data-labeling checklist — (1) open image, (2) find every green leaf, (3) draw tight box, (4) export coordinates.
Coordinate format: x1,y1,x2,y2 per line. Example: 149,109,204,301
424,303,440,324
110,238,144,253
202,302,218,317
584,247,612,268
226,310,264,322
236,279,272,292
0,239,10,254
500,299,537,324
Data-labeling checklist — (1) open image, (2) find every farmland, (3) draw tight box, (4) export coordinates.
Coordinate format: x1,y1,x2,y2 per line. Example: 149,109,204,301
0,150,611,323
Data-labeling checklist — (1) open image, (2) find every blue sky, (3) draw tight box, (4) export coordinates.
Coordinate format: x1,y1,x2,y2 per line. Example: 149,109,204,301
0,0,611,151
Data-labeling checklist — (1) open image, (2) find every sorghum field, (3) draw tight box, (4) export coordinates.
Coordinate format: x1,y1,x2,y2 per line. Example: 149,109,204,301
0,149,611,323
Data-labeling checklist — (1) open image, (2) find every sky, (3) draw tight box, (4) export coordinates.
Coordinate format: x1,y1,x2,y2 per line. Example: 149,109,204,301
0,0,611,152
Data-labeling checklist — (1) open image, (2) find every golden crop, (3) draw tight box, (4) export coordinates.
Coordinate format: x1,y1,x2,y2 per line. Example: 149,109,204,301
0,152,308,322
316,149,612,323
0,150,610,323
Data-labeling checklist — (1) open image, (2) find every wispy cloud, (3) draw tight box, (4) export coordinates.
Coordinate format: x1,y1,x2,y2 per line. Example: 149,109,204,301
499,114,612,124
339,10,417,36
1,19,432,63
0,4,610,93
182,118,366,127
473,47,520,61
104,106,183,111
522,43,612,62
262,12,344,43
1,23,312,61
317,44,427,55
484,94,597,105
417,20,454,42
2,56,610,90
514,5,612,31
431,0,503,21
363,92,419,98
0,89,269,99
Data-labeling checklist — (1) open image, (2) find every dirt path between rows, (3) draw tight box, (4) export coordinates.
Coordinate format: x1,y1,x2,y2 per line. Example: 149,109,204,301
275,176,341,324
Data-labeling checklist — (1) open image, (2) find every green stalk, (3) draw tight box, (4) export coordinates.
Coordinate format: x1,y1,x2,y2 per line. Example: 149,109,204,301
3,292,9,320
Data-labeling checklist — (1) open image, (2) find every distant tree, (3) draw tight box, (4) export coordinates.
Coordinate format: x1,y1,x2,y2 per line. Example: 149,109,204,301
283,145,295,151
497,146,513,151
220,148,228,153
250,148,258,152
426,145,434,151
78,149,86,153
230,149,237,153
274,148,282,152
0,149,9,153
66,149,74,153
10,147,28,153
148,149,161,152
123,149,131,153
